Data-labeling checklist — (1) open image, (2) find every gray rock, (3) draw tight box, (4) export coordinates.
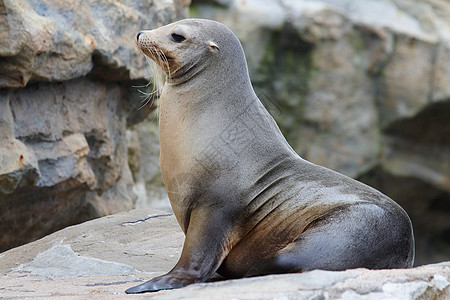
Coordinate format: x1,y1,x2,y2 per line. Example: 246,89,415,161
0,78,138,252
127,116,172,212
16,244,135,279
1,209,449,299
0,0,189,88
0,0,189,252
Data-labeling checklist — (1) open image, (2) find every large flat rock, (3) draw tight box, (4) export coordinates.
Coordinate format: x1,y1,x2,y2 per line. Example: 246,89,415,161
1,209,449,299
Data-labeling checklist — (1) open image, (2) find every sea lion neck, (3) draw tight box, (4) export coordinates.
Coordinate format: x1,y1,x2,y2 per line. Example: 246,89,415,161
165,48,253,110
165,56,206,85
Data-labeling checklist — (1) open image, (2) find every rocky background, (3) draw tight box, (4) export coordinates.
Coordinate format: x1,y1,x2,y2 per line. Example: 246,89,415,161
0,0,189,252
1,0,449,271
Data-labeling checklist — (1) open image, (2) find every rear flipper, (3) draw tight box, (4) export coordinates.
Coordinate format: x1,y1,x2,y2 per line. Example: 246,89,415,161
245,203,414,277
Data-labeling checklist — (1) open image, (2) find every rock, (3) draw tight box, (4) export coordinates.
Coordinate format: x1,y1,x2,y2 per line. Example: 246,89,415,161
15,244,136,279
0,209,183,298
0,0,189,252
127,117,171,212
190,0,450,265
0,94,40,194
0,0,189,88
0,209,449,299
0,78,138,252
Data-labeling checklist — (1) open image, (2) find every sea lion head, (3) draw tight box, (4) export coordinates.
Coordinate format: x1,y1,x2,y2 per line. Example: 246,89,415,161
136,19,247,85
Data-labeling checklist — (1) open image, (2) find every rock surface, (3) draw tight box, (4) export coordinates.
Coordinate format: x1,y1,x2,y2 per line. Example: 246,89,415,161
0,0,188,87
190,0,450,265
0,0,189,252
1,209,449,299
127,116,171,212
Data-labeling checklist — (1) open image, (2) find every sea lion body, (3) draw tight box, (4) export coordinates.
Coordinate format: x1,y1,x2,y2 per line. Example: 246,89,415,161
126,19,414,293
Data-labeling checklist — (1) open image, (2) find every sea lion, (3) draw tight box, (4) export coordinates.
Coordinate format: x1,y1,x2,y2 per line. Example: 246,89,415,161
126,18,414,294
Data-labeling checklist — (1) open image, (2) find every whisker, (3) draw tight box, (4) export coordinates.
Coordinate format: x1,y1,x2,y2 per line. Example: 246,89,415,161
132,80,153,89
134,43,166,110
137,88,158,98
137,96,153,110
157,48,171,79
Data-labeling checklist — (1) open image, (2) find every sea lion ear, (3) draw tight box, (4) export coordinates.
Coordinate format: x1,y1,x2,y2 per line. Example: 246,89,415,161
208,41,220,52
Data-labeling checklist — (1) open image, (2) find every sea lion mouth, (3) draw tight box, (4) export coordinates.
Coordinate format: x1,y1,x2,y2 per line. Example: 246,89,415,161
143,45,173,62
137,41,174,71
144,46,172,62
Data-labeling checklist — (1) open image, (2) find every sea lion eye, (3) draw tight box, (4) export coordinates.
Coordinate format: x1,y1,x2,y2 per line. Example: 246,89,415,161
171,33,186,43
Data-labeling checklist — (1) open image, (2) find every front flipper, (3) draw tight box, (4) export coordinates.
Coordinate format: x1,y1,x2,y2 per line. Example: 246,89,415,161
125,209,233,293
125,273,193,294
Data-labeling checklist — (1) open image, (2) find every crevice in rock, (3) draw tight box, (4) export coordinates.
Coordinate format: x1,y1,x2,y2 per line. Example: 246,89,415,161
85,281,134,287
87,50,131,82
383,98,450,144
121,213,173,226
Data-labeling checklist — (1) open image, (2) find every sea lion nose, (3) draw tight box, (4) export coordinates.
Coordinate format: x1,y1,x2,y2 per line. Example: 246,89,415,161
136,31,143,42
